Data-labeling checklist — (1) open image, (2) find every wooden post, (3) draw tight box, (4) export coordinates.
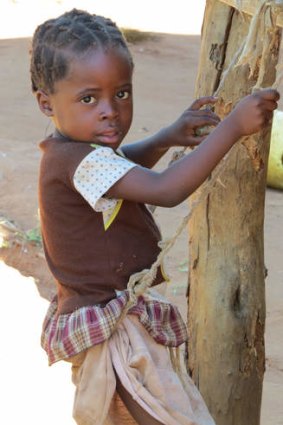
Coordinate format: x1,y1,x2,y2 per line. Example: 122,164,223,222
187,1,282,424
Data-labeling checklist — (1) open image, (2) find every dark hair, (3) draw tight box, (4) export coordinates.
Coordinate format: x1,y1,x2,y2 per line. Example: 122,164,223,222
30,8,133,94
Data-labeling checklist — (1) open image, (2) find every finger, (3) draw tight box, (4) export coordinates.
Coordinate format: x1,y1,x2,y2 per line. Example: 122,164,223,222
262,110,273,120
263,118,273,128
200,111,221,123
262,99,278,112
265,111,274,122
189,96,218,111
257,111,274,128
254,88,280,102
186,109,221,123
188,135,207,146
189,115,220,128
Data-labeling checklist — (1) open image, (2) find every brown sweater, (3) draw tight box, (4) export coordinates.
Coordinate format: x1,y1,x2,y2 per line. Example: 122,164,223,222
39,136,165,314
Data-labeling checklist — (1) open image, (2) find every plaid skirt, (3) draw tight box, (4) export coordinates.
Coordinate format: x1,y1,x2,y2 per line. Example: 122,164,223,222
41,287,188,365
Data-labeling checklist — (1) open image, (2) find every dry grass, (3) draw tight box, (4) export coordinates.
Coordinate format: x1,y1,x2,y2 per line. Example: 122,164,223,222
121,27,158,44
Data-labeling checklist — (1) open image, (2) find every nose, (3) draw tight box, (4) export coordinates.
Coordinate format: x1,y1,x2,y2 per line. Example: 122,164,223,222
99,99,118,121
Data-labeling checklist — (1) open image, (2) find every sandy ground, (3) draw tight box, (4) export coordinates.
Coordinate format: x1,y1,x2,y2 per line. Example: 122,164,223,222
0,9,282,425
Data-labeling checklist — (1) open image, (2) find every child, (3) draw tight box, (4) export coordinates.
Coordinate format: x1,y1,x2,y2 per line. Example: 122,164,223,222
30,8,279,425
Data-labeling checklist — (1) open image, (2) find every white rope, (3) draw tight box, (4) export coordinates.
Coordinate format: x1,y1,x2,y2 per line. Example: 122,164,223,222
236,0,283,90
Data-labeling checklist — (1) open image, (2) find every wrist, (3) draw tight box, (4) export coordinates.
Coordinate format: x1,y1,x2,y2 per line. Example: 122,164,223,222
222,114,243,140
155,125,175,151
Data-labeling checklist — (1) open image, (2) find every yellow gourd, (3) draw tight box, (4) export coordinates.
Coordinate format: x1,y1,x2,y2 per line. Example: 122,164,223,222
267,110,283,190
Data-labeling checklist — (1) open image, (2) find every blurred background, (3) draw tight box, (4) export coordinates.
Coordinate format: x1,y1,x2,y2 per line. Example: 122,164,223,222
0,0,206,39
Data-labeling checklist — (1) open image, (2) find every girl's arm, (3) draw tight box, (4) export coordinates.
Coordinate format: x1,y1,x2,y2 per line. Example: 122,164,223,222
108,89,279,207
121,96,220,168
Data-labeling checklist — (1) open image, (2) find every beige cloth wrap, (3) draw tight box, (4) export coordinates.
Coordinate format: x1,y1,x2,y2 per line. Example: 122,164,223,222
69,315,215,425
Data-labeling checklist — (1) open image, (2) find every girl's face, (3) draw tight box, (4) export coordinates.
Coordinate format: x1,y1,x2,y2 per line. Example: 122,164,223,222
38,47,133,149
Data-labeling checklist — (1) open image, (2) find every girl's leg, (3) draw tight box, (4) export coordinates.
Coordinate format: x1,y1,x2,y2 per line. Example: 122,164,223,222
115,374,164,425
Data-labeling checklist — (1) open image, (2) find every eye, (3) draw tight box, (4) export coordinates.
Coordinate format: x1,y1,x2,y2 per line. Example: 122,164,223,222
80,95,96,104
116,90,130,100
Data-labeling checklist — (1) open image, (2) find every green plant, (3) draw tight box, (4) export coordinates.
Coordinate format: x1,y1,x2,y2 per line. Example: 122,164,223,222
24,227,42,245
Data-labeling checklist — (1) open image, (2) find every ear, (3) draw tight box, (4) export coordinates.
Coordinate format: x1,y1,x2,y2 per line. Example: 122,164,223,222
36,90,54,117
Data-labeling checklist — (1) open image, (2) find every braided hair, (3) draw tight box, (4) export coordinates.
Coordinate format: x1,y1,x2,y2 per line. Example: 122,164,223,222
30,8,133,94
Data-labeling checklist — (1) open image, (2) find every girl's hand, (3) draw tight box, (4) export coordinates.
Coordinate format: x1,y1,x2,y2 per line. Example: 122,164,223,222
165,96,221,148
226,89,280,137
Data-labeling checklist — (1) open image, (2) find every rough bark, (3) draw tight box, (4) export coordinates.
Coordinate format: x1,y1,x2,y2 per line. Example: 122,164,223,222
187,1,282,424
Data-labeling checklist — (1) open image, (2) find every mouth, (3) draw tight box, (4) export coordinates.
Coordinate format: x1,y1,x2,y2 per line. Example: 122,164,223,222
96,129,122,145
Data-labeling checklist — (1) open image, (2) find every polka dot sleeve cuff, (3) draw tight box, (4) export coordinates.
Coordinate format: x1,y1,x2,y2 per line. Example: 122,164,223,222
73,146,136,212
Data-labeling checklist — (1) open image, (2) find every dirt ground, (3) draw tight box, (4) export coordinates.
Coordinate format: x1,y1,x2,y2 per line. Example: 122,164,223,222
0,33,282,424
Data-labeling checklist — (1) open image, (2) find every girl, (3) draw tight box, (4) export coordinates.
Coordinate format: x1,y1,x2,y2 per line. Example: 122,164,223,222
30,8,279,425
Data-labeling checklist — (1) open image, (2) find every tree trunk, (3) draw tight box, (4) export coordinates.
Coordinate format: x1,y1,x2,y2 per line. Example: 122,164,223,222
187,1,282,424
